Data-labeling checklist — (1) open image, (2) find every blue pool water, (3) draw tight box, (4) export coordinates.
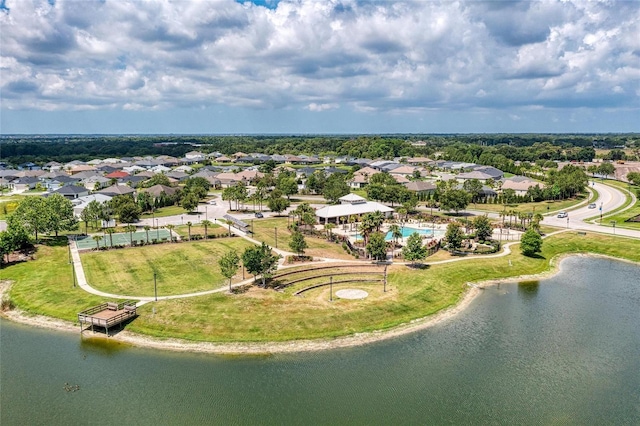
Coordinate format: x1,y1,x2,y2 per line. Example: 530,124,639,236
356,227,443,241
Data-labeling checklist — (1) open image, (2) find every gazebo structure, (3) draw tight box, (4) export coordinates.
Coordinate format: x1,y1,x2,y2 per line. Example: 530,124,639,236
315,193,394,224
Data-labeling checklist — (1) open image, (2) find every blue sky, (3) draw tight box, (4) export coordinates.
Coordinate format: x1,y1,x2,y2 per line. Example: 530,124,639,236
1,0,639,134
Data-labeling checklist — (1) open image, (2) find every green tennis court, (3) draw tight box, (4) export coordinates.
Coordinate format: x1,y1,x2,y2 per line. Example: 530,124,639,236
75,229,173,249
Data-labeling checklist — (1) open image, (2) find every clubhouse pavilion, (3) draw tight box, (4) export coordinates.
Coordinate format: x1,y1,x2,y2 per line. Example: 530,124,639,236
315,193,394,224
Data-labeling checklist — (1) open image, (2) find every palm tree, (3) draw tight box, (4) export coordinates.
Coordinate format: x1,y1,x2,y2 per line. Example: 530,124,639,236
166,224,175,242
186,221,192,241
201,220,213,240
324,223,336,241
389,223,402,247
143,225,151,244
92,235,103,250
532,213,544,231
349,215,356,231
105,228,115,248
370,210,385,232
124,225,136,245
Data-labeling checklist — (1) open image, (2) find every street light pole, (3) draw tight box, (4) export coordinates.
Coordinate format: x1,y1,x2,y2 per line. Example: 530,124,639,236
154,272,157,301
155,218,159,240
329,276,333,302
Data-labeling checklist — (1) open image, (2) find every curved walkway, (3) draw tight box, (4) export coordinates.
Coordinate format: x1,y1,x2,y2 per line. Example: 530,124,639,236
68,181,638,305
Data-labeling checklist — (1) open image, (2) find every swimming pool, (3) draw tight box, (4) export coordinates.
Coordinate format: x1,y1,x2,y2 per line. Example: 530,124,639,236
355,227,444,241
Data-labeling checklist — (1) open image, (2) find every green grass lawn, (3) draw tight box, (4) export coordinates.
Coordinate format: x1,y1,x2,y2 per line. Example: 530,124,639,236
81,237,255,297
250,218,355,259
471,195,588,215
5,231,640,344
125,231,640,343
173,223,226,239
3,242,105,321
140,205,191,219
593,181,640,230
584,181,639,228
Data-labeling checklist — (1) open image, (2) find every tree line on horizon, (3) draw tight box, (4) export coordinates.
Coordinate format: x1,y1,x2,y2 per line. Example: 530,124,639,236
2,133,638,167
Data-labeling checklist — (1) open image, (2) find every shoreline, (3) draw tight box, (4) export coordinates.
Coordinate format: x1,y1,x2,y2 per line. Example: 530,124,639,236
1,253,636,355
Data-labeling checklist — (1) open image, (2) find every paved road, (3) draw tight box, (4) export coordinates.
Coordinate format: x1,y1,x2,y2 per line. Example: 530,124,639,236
542,181,639,238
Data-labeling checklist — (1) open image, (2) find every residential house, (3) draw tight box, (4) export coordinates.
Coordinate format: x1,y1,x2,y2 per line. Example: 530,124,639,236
99,184,136,197
52,185,90,199
404,181,437,195
72,194,112,217
13,176,40,191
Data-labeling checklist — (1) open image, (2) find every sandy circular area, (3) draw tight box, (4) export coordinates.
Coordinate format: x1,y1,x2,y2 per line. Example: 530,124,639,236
335,289,368,299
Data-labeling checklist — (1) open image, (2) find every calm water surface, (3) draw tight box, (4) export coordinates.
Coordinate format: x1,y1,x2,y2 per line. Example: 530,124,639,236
2,256,639,425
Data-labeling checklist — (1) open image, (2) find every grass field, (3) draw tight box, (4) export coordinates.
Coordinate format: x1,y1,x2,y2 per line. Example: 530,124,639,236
250,218,355,260
3,241,105,321
140,205,191,219
471,195,588,215
124,231,640,342
591,181,640,230
5,230,640,343
173,223,225,239
81,237,255,296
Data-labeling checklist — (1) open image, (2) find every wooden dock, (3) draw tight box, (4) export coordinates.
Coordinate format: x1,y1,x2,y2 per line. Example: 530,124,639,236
78,301,138,336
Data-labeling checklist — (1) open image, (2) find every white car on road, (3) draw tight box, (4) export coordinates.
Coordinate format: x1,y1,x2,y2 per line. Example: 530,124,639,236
557,212,568,218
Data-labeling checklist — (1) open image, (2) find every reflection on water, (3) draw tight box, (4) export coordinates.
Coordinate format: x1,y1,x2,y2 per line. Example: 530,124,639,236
2,256,639,425
80,335,132,356
518,280,539,297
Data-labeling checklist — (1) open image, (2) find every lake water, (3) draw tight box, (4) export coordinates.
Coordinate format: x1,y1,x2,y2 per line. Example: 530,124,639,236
2,256,639,424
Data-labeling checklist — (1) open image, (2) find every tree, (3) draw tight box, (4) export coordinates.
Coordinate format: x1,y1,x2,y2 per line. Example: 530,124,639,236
92,235,103,249
0,217,31,264
626,172,640,186
521,228,543,256
402,232,427,265
137,191,153,213
143,225,151,244
222,186,234,211
144,174,172,187
45,193,78,237
463,179,483,205
201,220,213,240
597,162,615,179
166,224,175,242
324,223,336,241
219,250,240,292
439,189,470,214
109,195,141,223
105,228,115,248
473,215,492,241
306,170,326,194
186,221,192,241
124,225,136,245
323,173,350,203
389,223,402,246
80,205,94,234
289,231,308,256
277,177,298,200
181,191,200,213
13,196,47,241
366,232,388,261
242,242,279,286
445,222,464,251
292,203,314,224
184,177,211,199
267,193,290,215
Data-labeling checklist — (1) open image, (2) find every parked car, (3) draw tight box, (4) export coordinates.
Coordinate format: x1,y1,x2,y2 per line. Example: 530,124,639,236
255,212,264,218
557,212,568,218
208,200,216,205
588,203,596,209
